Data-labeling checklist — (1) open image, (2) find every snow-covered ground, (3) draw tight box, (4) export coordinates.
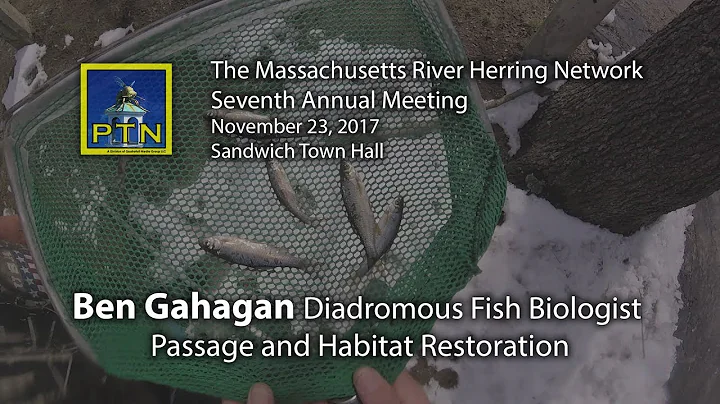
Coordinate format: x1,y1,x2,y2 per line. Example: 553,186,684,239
64,34,74,48
1,24,134,110
422,72,693,403
2,43,48,110
487,77,565,156
419,186,692,404
602,9,617,26
93,24,134,48
588,39,635,66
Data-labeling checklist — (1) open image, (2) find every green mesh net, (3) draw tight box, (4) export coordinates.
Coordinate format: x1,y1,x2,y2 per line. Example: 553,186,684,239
3,0,506,402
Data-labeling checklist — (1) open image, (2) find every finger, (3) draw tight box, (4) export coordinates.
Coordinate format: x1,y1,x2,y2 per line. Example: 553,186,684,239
247,383,274,404
353,367,402,404
392,371,431,404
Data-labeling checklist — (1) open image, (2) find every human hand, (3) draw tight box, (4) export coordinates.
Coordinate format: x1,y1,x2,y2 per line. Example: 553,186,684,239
222,366,430,404
0,215,28,246
349,366,430,404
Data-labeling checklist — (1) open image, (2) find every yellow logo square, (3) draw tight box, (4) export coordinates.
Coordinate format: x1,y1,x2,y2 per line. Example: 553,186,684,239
80,63,172,155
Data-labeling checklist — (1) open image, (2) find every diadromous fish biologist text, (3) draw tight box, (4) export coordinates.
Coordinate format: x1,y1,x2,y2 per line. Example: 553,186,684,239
72,293,643,363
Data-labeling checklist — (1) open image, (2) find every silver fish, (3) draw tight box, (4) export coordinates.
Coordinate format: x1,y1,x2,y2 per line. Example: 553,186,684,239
340,161,378,265
205,109,271,123
266,159,315,225
356,196,404,277
374,196,403,258
199,235,309,270
356,258,383,278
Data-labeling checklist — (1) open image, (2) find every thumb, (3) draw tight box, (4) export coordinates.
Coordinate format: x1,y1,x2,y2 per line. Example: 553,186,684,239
353,367,402,404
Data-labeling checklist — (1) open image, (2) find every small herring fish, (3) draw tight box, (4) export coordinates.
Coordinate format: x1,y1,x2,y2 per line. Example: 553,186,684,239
374,196,404,259
357,196,405,277
199,236,309,270
340,160,378,266
204,109,271,123
267,159,316,225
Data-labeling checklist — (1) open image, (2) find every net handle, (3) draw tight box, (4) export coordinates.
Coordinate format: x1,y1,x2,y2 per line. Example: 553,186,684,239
432,0,493,133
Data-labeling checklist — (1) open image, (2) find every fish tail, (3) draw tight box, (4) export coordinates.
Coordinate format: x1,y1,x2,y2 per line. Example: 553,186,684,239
356,253,385,278
356,257,370,277
368,253,378,270
366,240,379,262
362,253,379,277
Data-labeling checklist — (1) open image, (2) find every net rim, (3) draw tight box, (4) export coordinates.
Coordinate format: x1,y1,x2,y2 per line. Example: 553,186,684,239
0,0,248,367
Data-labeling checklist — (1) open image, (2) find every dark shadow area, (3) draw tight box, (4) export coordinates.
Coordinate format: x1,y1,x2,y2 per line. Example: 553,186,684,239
0,303,220,404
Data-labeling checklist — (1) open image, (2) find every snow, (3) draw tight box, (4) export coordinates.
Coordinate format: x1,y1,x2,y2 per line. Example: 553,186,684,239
63,34,74,48
424,49,693,403
418,187,693,404
93,24,134,47
1,44,48,110
588,39,635,66
487,76,565,156
601,9,617,26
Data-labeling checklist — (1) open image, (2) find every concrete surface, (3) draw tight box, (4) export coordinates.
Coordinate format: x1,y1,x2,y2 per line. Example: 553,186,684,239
593,0,696,54
523,0,621,61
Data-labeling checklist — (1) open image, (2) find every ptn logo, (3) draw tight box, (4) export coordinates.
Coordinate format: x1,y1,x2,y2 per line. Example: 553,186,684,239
80,63,172,155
